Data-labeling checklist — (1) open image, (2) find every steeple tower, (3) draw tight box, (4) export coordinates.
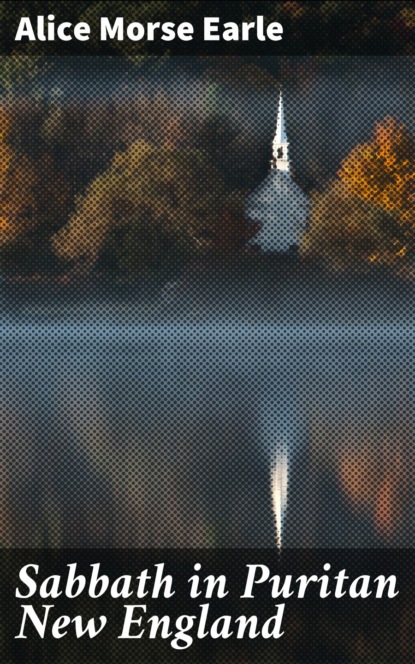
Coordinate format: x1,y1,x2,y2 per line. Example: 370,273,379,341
271,91,290,173
245,88,309,253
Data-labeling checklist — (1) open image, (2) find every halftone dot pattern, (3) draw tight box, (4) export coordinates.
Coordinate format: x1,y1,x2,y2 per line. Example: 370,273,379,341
0,53,414,566
0,43,413,662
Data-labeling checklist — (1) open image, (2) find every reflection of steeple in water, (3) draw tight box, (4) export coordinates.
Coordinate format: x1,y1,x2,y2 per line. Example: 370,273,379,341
270,438,288,550
260,382,304,550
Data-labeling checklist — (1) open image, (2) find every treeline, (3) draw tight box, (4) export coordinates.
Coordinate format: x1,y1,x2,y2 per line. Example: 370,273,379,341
1,1,414,56
302,116,415,277
0,86,414,285
0,85,265,282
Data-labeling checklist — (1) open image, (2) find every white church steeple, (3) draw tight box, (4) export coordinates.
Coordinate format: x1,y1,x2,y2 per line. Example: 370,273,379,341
245,88,309,252
271,91,290,173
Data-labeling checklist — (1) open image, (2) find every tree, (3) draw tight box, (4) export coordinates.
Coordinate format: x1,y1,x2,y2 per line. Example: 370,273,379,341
302,118,415,273
0,106,14,238
338,116,415,229
52,138,231,280
208,210,259,253
301,179,408,272
202,191,259,253
0,105,71,276
0,154,71,276
0,153,37,247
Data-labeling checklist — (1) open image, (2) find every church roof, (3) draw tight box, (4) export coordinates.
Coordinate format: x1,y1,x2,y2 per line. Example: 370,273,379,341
245,170,310,252
246,168,309,208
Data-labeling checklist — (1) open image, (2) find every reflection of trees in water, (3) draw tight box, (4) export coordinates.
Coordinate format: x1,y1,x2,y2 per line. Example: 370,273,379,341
294,347,415,547
338,417,413,543
58,351,276,547
1,331,414,548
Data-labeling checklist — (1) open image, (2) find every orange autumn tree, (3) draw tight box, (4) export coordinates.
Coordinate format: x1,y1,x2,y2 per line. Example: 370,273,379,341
0,107,15,239
338,116,415,264
302,117,415,273
0,105,41,248
0,105,71,276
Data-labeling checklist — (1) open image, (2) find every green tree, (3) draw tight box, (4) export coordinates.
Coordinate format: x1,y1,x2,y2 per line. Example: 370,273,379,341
0,154,71,276
0,104,71,276
52,139,230,280
301,179,408,272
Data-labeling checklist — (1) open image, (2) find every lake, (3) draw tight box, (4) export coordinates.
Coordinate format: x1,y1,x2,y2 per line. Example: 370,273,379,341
1,280,414,548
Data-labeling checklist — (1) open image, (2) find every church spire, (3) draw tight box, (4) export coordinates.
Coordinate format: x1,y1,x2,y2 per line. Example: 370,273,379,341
271,90,290,173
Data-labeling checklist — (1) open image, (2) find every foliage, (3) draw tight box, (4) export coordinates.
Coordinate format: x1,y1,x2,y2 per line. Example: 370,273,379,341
247,1,415,53
208,211,259,253
302,118,415,273
338,116,415,222
0,106,13,199
0,1,411,93
0,106,71,275
192,114,240,165
52,139,234,279
205,190,259,253
0,152,70,244
301,179,408,272
0,55,49,94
